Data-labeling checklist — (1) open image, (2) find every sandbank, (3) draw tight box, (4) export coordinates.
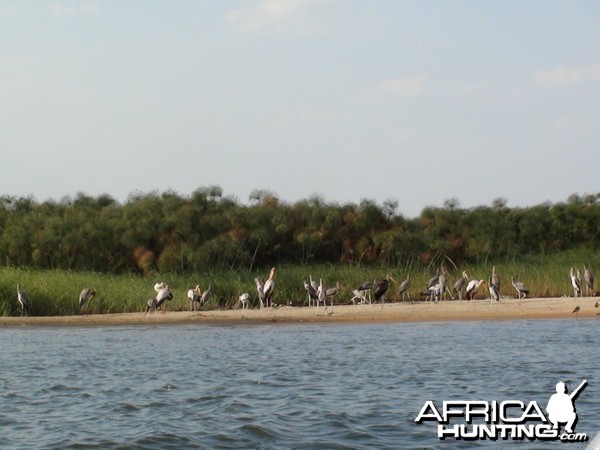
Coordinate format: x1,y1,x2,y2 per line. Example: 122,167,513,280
0,297,598,327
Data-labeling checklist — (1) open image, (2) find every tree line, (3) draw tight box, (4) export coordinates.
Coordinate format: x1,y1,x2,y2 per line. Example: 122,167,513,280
0,187,598,275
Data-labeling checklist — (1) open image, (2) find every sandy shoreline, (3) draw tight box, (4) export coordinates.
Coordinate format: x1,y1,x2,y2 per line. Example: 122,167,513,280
0,296,598,327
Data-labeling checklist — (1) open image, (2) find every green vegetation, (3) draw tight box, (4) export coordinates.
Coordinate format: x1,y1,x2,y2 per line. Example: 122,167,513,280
1,248,598,316
0,188,598,316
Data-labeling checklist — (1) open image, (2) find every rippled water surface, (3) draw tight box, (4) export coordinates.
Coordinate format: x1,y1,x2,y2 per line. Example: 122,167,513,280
1,319,598,449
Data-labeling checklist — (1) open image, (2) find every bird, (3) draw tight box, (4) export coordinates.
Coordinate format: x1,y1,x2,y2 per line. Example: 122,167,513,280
316,278,327,309
254,277,265,308
570,267,581,298
154,282,167,293
187,285,201,311
262,267,276,308
594,300,599,308
572,305,580,317
438,271,448,301
303,278,318,307
199,285,212,308
398,274,411,301
155,285,173,313
453,271,469,301
583,264,594,297
356,280,375,304
350,288,369,305
511,277,529,300
325,281,342,298
372,274,397,305
488,276,500,304
238,292,251,310
17,284,30,317
422,283,442,302
79,288,96,310
466,279,486,300
490,266,500,301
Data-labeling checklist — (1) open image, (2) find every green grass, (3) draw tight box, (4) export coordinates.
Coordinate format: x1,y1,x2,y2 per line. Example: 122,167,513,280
0,249,598,317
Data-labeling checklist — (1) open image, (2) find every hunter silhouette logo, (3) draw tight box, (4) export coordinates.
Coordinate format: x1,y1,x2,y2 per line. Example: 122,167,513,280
546,380,586,434
415,380,589,442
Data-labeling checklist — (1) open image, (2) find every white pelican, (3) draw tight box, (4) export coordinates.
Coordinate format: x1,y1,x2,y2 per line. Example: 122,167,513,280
17,284,30,317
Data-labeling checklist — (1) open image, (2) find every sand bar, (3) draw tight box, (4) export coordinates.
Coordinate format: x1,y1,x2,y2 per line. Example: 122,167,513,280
0,297,598,327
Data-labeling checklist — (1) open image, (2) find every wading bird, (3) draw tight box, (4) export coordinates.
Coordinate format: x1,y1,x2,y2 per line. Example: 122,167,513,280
17,284,30,317
238,292,251,310
466,279,486,300
372,274,397,305
262,267,276,308
199,285,212,308
572,305,580,317
316,278,327,309
303,278,318,307
488,276,500,304
583,264,594,297
79,288,96,310
398,274,411,301
144,287,172,317
453,271,469,301
350,288,369,305
511,277,529,300
570,267,581,298
187,285,201,311
490,266,500,301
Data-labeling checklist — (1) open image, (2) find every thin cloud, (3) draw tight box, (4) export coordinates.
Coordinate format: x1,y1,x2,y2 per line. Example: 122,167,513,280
364,76,426,98
227,0,326,33
532,64,600,86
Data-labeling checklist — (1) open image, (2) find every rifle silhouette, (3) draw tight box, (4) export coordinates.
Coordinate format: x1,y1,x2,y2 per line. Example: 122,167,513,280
569,379,587,400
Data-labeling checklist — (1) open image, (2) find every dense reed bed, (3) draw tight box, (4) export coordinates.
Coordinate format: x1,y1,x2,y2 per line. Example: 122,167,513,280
0,249,597,317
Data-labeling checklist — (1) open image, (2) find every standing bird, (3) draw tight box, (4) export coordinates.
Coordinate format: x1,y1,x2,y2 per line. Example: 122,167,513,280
255,277,266,309
453,271,469,301
350,288,369,305
316,278,327,309
572,305,580,317
238,292,251,310
79,288,96,310
187,285,201,311
356,280,375,304
569,267,581,298
155,285,173,313
488,276,500,304
303,278,318,307
262,267,276,308
466,279,486,300
511,277,529,300
17,284,30,317
199,285,212,308
372,274,397,305
490,266,500,301
398,274,411,301
438,271,448,301
583,264,594,297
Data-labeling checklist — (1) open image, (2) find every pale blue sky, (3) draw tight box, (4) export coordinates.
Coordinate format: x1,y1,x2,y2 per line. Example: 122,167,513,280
2,1,599,217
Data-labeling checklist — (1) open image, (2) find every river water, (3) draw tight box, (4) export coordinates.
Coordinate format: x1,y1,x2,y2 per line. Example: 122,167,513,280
1,319,598,449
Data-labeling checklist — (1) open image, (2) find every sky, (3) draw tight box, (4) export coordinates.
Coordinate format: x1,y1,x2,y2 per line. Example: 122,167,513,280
1,1,599,218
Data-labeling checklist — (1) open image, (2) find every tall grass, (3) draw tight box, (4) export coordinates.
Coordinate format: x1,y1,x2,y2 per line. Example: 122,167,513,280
0,248,597,316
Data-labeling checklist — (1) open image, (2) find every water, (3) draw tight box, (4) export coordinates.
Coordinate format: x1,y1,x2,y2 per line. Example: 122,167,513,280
1,319,598,449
